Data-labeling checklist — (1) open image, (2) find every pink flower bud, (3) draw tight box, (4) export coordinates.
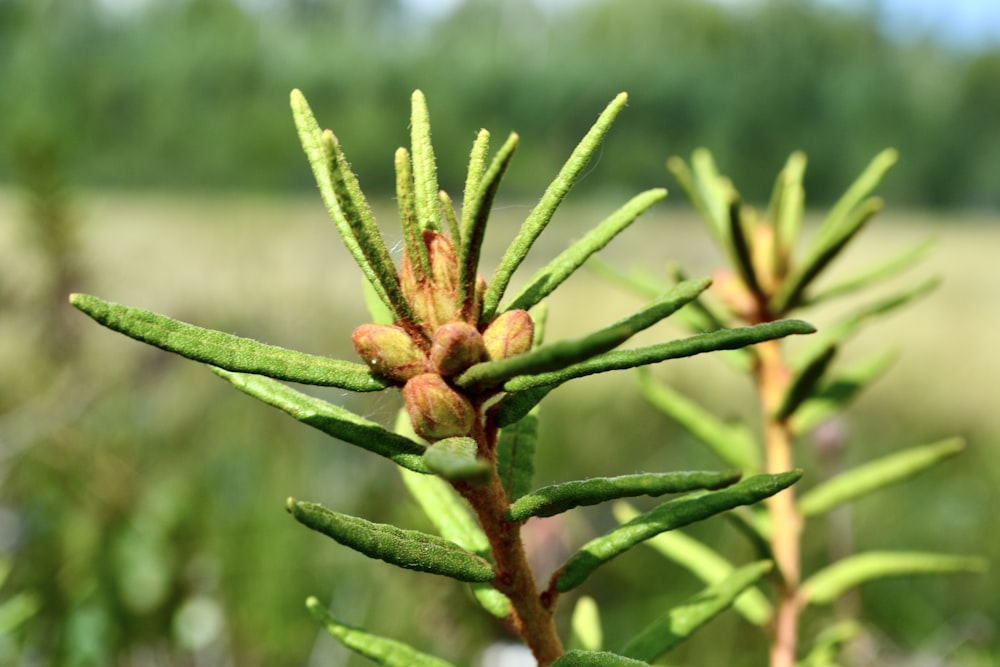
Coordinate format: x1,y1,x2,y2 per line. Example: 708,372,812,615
403,373,476,441
398,231,461,334
352,323,427,382
430,321,487,376
712,269,758,321
482,309,534,361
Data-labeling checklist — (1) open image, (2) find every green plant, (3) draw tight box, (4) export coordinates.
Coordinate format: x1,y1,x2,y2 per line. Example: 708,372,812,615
69,90,816,665
597,149,987,666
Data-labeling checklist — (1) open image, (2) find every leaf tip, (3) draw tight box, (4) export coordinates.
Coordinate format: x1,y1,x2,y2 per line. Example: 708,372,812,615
285,496,297,512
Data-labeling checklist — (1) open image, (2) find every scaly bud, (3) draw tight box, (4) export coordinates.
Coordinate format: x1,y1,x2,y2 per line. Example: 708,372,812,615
403,373,476,441
352,323,427,383
399,231,461,335
430,321,487,376
482,309,534,361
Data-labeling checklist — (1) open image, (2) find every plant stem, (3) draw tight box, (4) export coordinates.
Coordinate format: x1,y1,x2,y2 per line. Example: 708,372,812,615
755,339,802,667
456,413,564,666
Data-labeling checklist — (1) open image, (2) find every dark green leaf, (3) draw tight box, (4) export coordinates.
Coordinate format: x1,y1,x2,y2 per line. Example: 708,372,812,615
503,320,815,394
552,471,801,592
422,437,490,483
806,238,934,306
70,294,390,392
496,407,539,502
458,279,713,390
493,385,555,429
775,344,838,421
550,650,650,666
618,561,773,661
798,437,965,518
306,597,456,667
213,368,427,472
802,551,986,606
792,350,896,435
483,93,629,320
288,499,495,583
508,470,741,522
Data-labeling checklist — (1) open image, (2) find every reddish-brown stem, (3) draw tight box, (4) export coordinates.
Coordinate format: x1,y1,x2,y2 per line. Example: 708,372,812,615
454,411,564,666
755,339,803,667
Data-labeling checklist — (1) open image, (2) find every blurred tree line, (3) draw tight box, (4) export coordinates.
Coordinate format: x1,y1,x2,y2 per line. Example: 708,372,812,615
2,0,999,208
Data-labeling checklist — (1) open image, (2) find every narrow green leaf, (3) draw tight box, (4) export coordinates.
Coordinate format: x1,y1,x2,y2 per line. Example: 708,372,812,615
806,238,934,306
461,129,491,236
306,597,456,667
288,499,495,583
395,412,511,619
460,132,519,321
637,368,760,471
792,350,897,435
439,190,462,251
798,437,965,518
396,147,430,280
363,277,396,325
496,407,539,503
550,650,650,667
552,471,801,592
508,470,741,522
505,188,668,313
613,502,773,626
802,551,987,606
70,294,390,391
587,255,664,300
289,90,395,315
619,560,773,661
493,385,555,429
818,148,898,248
458,279,713,390
770,151,807,271
322,130,414,324
212,368,427,472
727,195,762,296
483,93,629,320
775,344,838,421
772,196,884,312
503,319,816,394
667,155,721,245
410,89,441,232
690,148,730,238
798,620,863,667
571,596,603,652
423,437,490,483
0,592,41,636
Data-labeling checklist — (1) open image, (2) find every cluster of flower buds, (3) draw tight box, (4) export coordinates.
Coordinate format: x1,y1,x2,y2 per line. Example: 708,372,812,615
352,231,534,441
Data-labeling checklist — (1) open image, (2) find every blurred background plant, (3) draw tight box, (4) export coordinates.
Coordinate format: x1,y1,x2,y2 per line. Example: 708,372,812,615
1,0,997,665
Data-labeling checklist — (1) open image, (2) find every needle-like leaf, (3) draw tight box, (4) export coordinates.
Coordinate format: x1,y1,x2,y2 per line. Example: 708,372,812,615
483,93,629,320
212,368,427,472
288,499,495,583
507,470,741,522
410,89,441,232
306,597,456,667
504,188,668,313
70,294,390,391
551,471,801,593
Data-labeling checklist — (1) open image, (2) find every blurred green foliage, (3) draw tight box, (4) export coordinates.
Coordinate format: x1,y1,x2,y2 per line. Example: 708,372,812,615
1,0,1000,207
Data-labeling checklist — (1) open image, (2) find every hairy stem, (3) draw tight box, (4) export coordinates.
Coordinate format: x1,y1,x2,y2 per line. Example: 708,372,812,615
755,339,802,667
456,412,563,665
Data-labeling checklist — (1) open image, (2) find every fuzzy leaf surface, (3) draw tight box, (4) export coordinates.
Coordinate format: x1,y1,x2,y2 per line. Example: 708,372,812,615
503,320,815,393
458,278,712,390
483,93,629,320
613,502,772,626
213,369,427,472
504,188,668,313
306,597,455,667
507,470,741,522
550,651,650,666
618,560,773,661
552,471,801,592
422,437,490,483
288,499,495,583
798,437,965,518
70,294,390,391
802,551,986,606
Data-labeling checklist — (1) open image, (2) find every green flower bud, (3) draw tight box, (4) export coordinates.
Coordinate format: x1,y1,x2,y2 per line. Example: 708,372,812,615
430,321,487,376
482,309,534,361
352,323,427,382
403,373,475,441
